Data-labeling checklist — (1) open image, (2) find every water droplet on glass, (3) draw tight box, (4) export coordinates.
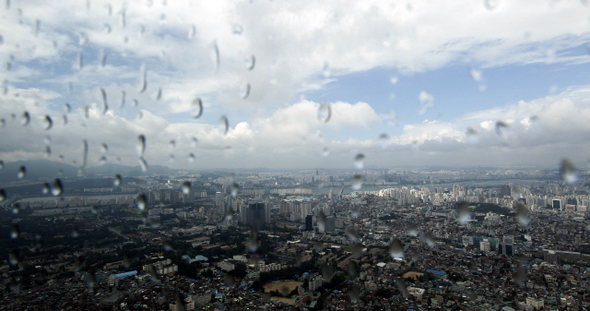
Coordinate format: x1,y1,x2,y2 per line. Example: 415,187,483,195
516,204,530,226
347,286,361,302
388,238,404,259
484,0,498,10
120,9,126,27
457,201,471,224
345,227,359,242
43,115,52,130
137,193,147,211
188,24,196,39
10,224,19,239
80,139,88,173
191,137,198,147
244,55,255,70
560,158,578,184
44,146,51,158
514,266,527,285
62,114,68,125
100,88,108,114
34,19,40,37
20,111,30,126
354,153,365,169
211,42,220,72
191,97,203,118
218,115,229,135
0,189,5,202
318,211,326,232
136,135,146,157
98,156,107,165
421,232,436,247
138,157,148,172
469,68,482,82
50,178,63,196
241,82,250,99
154,87,162,101
318,102,331,123
137,68,147,94
466,127,478,144
42,183,50,195
77,52,83,70
321,147,329,157
230,183,239,197
188,153,195,162
247,230,259,253
495,121,509,138
181,181,190,195
17,166,26,179
232,23,243,34
163,241,173,252
113,174,122,186
0,160,3,169
407,223,419,236
351,174,362,190
322,62,331,78
9,250,20,266
418,91,434,115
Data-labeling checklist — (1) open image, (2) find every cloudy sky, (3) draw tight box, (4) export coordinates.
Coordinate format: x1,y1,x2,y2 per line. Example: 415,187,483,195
1,0,590,170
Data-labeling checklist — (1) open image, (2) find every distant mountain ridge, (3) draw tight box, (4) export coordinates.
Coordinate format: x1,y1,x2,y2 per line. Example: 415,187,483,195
0,159,176,183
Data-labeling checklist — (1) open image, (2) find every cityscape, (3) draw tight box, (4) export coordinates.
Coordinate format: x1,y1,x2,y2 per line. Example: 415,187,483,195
2,0,590,310
1,165,590,310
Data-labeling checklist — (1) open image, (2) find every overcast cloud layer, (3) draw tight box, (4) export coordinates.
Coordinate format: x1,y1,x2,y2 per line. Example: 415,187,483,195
1,0,590,170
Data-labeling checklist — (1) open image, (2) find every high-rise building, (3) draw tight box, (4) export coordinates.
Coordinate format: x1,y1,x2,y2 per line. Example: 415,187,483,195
498,235,514,257
480,239,491,252
500,185,511,198
159,189,167,203
325,217,335,233
240,202,270,227
552,199,562,211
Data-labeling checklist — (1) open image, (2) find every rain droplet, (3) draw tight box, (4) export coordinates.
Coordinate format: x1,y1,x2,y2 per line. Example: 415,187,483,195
495,121,509,138
62,114,68,125
351,174,362,190
188,24,196,39
345,227,359,242
560,158,578,184
154,87,162,101
232,23,243,34
241,82,250,99
44,146,51,158
0,189,5,202
388,238,404,259
407,223,419,236
418,91,434,115
17,166,26,179
318,102,331,123
230,182,239,197
20,111,30,126
466,127,478,144
50,178,63,196
347,286,361,302
188,153,195,162
120,9,126,27
77,52,83,70
514,266,527,285
218,115,229,135
34,19,40,37
354,153,365,169
98,156,107,165
0,160,3,169
42,183,50,195
191,137,198,147
138,68,147,93
80,139,88,173
484,0,498,10
322,62,331,78
211,42,220,72
318,211,326,232
457,201,471,224
181,181,190,195
113,174,122,186
469,68,482,82
137,193,147,211
191,97,203,118
516,204,530,226
244,55,255,70
247,230,259,253
133,99,139,107
136,135,146,157
99,50,107,67
43,115,52,130
100,88,108,114
378,133,390,147
10,224,19,238
9,250,19,265
138,157,148,172
321,147,329,157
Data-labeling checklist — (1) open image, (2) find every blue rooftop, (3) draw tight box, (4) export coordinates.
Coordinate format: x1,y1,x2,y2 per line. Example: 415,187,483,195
427,269,446,275
115,270,138,278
